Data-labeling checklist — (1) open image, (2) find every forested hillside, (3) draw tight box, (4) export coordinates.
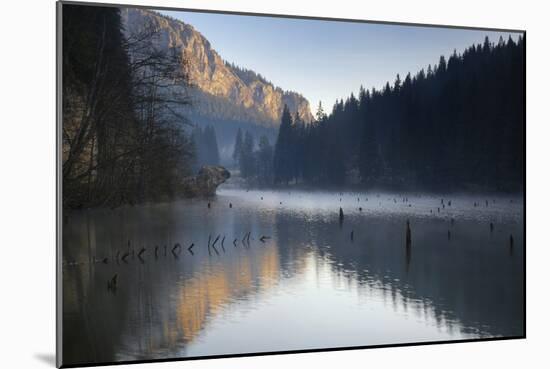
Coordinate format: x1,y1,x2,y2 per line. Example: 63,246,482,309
271,36,524,192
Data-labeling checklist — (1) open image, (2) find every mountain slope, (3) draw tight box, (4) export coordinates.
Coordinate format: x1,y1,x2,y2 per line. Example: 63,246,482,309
121,8,313,128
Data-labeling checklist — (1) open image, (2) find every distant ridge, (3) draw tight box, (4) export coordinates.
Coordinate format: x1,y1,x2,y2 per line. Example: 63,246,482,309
121,8,314,128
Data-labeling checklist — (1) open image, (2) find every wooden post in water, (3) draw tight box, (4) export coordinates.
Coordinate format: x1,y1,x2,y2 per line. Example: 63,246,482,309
406,220,412,248
405,220,412,272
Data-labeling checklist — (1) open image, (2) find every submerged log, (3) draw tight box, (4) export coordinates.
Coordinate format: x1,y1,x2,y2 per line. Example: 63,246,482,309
172,243,181,256
107,274,118,291
138,247,146,258
212,235,220,247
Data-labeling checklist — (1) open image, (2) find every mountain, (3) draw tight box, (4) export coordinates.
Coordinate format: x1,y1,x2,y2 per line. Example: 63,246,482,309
121,8,313,129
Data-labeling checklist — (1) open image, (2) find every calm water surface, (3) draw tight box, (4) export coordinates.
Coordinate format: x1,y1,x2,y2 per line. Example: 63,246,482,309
62,188,524,365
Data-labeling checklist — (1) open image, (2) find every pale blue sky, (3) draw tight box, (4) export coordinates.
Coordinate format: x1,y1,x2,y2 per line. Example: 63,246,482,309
161,10,521,113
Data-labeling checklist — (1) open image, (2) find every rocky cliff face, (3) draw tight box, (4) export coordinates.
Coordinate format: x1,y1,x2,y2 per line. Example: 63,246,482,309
121,8,313,127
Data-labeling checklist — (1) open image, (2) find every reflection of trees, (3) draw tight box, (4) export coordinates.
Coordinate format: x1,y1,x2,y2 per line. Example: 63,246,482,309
63,215,282,364
63,200,523,365
274,212,524,338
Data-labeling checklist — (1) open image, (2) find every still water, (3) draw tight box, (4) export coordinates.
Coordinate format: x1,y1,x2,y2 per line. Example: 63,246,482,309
62,188,524,365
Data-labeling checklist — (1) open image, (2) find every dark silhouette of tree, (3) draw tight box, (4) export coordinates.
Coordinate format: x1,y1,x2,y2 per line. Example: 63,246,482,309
274,35,524,192
232,127,243,164
191,125,220,170
315,101,326,121
256,135,274,184
273,105,295,184
232,129,274,183
239,131,255,178
62,4,195,208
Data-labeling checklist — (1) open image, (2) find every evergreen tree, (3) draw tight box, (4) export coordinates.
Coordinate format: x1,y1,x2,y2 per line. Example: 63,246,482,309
191,125,220,170
315,101,326,122
240,131,255,178
273,105,294,184
233,127,243,164
257,135,274,184
204,126,220,165
273,36,524,192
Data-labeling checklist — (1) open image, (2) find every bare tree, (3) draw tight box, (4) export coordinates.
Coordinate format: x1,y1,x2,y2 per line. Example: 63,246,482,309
62,8,194,208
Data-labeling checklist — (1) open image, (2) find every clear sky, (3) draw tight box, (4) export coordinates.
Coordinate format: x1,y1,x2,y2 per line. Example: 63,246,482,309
161,10,521,114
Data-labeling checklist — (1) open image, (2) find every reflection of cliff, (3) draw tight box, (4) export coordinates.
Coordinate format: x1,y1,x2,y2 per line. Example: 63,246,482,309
153,245,282,353
63,195,523,365
63,222,285,364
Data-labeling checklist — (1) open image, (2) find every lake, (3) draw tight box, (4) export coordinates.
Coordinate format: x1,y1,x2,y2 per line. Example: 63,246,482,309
62,187,524,365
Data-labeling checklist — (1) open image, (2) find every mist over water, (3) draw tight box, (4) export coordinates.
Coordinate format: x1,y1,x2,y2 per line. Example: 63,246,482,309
62,187,524,365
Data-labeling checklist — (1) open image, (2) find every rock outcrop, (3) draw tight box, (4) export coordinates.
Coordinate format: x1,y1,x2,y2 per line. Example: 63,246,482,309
180,166,230,197
121,8,314,128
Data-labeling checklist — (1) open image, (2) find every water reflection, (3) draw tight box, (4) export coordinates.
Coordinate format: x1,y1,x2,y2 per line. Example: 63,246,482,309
62,189,524,365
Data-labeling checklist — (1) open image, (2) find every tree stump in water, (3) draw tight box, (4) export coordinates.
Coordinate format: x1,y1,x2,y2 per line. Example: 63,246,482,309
406,220,412,248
